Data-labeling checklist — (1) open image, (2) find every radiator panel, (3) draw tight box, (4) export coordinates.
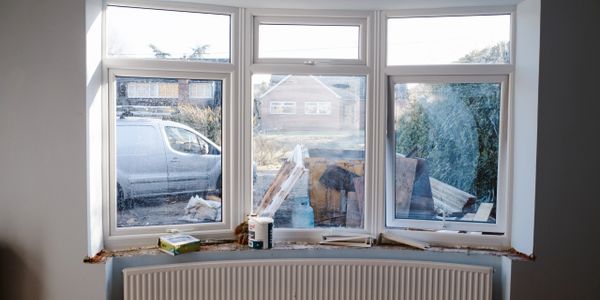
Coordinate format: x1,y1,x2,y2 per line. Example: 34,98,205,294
123,259,492,300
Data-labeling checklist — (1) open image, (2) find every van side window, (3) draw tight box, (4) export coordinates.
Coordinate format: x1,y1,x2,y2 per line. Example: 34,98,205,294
117,125,163,155
165,126,208,154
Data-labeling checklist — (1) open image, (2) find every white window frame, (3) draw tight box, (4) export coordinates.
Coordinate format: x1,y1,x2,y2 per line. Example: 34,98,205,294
246,8,375,242
385,75,510,234
102,1,241,249
379,7,516,249
98,1,521,250
269,101,297,114
253,14,368,65
304,101,332,115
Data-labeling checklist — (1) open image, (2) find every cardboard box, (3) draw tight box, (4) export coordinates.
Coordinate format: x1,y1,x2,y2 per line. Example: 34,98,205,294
158,234,201,255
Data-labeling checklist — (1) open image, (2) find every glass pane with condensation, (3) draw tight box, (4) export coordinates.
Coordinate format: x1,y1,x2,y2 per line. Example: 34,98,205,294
387,15,511,65
393,82,501,223
252,75,366,228
115,76,223,227
107,6,230,62
258,25,360,60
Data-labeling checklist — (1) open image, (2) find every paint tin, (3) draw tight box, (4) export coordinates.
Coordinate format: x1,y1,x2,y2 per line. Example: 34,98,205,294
248,216,273,249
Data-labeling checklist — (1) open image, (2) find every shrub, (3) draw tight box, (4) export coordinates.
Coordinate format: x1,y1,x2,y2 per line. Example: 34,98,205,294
166,103,222,145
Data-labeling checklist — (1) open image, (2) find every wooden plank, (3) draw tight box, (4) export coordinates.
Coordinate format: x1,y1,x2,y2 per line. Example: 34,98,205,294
473,203,494,222
380,232,430,250
255,162,294,214
306,158,364,226
255,145,305,217
430,177,476,213
461,213,476,221
395,156,418,218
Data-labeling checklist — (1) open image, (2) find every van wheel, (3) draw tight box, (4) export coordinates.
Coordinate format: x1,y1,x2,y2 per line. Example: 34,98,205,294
216,175,222,195
117,184,131,211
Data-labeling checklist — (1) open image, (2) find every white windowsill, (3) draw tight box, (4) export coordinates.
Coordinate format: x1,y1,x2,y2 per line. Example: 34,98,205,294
84,239,532,264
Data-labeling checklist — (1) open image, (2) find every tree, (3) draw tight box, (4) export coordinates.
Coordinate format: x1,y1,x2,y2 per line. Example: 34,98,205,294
394,41,508,205
456,41,510,64
148,44,170,59
165,103,222,146
186,45,210,60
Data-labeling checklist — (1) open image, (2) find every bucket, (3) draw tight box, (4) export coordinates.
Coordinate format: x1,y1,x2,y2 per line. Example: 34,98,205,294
248,216,273,249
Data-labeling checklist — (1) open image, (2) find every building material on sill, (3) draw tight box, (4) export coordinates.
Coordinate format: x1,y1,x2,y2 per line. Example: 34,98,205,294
318,241,373,248
322,234,373,243
255,145,306,218
380,232,430,250
320,234,373,247
84,241,533,264
158,234,202,256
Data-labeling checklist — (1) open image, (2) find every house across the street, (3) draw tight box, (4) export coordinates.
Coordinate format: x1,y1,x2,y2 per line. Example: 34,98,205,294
255,75,366,132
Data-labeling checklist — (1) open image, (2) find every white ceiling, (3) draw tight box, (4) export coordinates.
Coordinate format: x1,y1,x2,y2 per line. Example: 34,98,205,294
162,0,524,10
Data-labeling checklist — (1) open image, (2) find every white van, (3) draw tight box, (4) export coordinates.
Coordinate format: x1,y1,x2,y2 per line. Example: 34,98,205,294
116,118,221,210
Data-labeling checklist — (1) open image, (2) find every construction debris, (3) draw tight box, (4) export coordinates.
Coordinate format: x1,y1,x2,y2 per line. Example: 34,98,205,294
320,234,374,248
180,195,222,223
395,154,435,219
255,145,306,218
379,232,430,250
306,157,364,227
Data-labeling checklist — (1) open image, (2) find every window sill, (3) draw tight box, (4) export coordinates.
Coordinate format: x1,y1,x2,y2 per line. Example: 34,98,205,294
84,240,532,264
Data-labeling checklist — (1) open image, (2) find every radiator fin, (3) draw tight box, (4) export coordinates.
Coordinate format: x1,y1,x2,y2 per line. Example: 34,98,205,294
123,259,492,300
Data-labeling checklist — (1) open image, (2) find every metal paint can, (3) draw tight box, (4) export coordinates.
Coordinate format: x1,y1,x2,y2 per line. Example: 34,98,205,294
248,216,273,249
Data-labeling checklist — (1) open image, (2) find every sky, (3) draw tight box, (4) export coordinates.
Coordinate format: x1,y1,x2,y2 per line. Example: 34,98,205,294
107,6,230,60
258,25,359,59
107,6,510,83
387,15,511,65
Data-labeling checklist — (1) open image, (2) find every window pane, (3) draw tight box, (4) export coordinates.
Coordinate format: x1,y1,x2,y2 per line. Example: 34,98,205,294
269,102,296,114
253,75,366,228
107,6,230,62
305,102,332,115
393,82,501,224
387,15,511,65
258,24,360,59
115,76,223,228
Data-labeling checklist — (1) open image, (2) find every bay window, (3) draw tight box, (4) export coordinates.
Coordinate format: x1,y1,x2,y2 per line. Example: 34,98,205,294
102,1,516,249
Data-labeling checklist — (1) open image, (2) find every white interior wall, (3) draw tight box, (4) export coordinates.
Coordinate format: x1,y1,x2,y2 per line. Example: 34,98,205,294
510,0,600,299
511,0,540,256
0,0,106,299
2,0,599,299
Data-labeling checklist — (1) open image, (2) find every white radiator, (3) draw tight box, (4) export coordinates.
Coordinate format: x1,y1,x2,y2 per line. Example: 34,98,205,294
123,259,492,300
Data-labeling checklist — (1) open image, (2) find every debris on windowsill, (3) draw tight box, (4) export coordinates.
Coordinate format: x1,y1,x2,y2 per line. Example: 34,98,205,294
235,219,249,245
320,234,374,248
379,232,430,250
158,234,202,256
83,240,533,264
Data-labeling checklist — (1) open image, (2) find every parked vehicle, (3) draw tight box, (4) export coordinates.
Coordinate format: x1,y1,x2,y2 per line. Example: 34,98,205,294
116,118,221,210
